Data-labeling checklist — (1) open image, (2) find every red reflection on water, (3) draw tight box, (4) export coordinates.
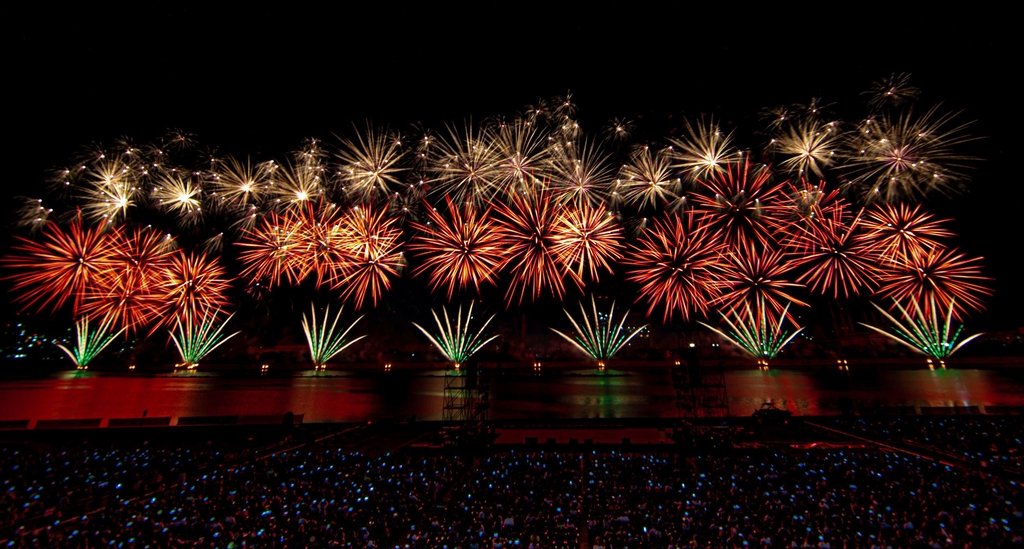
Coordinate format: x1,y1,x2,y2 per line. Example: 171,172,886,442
0,367,1022,422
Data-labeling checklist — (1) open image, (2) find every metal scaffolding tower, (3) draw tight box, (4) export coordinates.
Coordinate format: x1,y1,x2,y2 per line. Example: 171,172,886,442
442,364,490,423
671,349,730,418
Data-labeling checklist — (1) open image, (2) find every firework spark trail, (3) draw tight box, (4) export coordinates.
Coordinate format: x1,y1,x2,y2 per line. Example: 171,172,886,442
777,180,848,254
780,180,845,220
772,119,840,178
622,214,725,322
550,296,646,362
55,316,126,369
489,119,553,193
76,227,176,335
266,157,325,206
860,297,982,360
152,173,203,226
209,156,269,211
408,197,507,299
864,73,921,109
431,122,502,205
301,303,365,368
79,157,142,225
549,137,614,206
291,202,353,289
412,302,497,365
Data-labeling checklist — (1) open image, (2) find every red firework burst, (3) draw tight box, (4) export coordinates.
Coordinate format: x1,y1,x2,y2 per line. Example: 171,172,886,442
860,203,954,264
777,180,848,254
158,250,232,325
2,216,118,315
332,205,403,310
622,214,726,322
237,211,305,290
715,246,807,314
493,187,572,305
874,247,992,319
551,200,623,283
788,206,880,299
290,202,352,289
408,196,507,299
691,158,787,252
79,227,175,334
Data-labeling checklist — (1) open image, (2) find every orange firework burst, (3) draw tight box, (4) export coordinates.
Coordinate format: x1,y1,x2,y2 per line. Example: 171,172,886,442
494,187,571,305
3,216,118,315
332,205,403,310
692,159,786,253
780,180,845,224
622,214,725,322
715,246,807,314
860,203,954,264
408,196,507,299
777,180,849,255
290,202,353,289
551,200,623,283
79,227,175,334
788,206,879,299
874,247,992,319
158,250,231,325
237,211,305,290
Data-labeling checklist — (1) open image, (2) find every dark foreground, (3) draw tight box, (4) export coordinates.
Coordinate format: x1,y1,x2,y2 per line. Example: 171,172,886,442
2,415,1023,548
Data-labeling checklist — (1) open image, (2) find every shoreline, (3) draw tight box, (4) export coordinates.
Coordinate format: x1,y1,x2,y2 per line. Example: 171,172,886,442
2,355,1022,378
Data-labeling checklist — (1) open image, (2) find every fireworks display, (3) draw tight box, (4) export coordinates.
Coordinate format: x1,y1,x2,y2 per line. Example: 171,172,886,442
1,76,1000,369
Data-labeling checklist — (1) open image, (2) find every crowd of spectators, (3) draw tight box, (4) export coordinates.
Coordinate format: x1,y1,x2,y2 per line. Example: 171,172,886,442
583,450,1022,548
1,442,228,531
819,416,1024,472
3,418,1023,548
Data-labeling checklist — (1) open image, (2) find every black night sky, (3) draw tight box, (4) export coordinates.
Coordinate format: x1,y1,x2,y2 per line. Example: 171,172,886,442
3,4,1020,330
